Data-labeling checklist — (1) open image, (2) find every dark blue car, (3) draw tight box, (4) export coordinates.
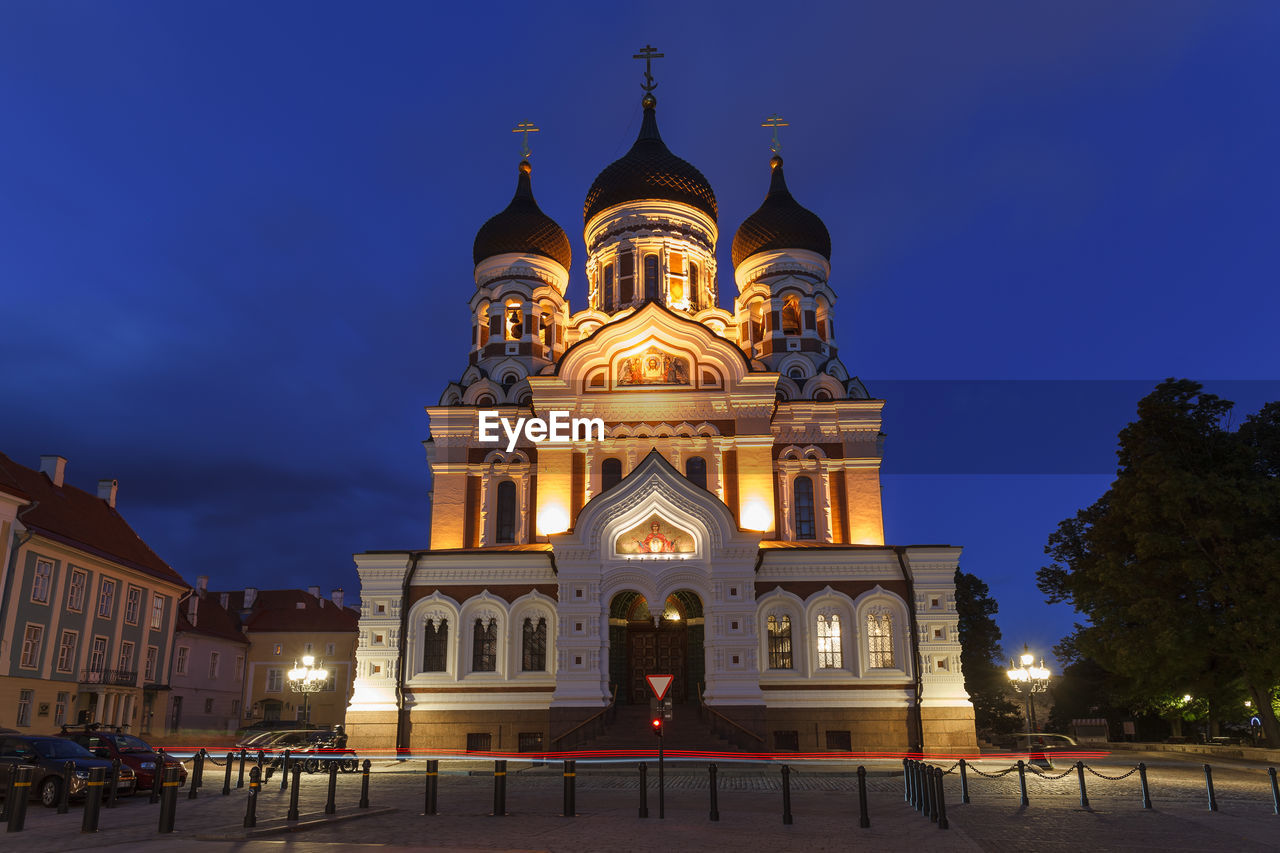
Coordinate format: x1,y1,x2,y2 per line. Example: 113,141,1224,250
0,735,135,807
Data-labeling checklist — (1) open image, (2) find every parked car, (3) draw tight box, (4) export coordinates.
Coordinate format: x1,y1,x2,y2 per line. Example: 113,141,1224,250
0,734,136,807
1008,733,1079,768
58,725,187,791
234,720,318,740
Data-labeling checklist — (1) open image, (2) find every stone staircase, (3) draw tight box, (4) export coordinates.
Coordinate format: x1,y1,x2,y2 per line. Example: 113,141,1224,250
574,702,744,752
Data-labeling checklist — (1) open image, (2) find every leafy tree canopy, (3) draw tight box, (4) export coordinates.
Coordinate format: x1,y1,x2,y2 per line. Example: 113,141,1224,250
1038,380,1280,744
954,568,1022,736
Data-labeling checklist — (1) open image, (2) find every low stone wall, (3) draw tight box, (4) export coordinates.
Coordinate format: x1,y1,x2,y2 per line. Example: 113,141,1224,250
1105,740,1280,763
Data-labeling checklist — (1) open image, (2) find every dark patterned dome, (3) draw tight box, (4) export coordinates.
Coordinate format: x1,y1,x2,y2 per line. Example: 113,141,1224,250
731,156,831,268
473,161,572,270
583,94,717,224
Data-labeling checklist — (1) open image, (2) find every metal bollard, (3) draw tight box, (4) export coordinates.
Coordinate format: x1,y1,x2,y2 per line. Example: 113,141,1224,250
935,766,949,830
903,757,910,802
1204,764,1218,812
781,764,793,825
927,765,938,823
708,762,719,822
915,761,925,813
58,760,73,814
423,759,438,816
158,765,180,833
491,759,507,817
287,764,301,821
281,749,291,791
1269,767,1279,816
81,766,105,833
237,749,246,789
562,759,575,817
1076,761,1089,809
325,761,338,815
958,758,970,804
0,771,10,823
638,762,649,819
106,758,121,808
6,765,32,832
1016,759,1029,806
189,751,203,800
243,766,260,828
857,765,870,828
1138,762,1152,809
359,759,371,809
151,748,166,804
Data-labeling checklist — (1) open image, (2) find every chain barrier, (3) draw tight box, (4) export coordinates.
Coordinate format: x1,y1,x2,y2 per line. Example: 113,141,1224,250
1084,764,1141,781
937,762,960,775
201,750,226,767
966,764,1019,779
1026,764,1076,780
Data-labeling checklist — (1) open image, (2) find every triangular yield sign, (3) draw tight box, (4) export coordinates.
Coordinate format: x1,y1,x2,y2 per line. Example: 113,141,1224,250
646,674,674,700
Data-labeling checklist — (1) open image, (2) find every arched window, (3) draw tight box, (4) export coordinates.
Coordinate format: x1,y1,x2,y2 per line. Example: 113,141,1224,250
788,367,805,380
472,618,497,672
814,389,832,402
619,252,634,303
488,312,502,343
601,458,622,492
541,313,553,349
816,297,830,342
685,456,707,490
505,304,524,340
816,613,842,669
867,612,895,668
478,303,490,348
794,475,816,540
521,616,547,671
422,618,448,672
782,295,801,335
643,254,659,301
767,614,793,669
749,300,765,346
603,263,615,312
495,481,517,543
475,394,495,407
688,263,699,311
668,251,685,303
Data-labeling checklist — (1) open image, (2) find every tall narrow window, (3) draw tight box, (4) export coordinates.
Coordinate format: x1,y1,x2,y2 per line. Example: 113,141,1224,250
506,304,523,340
618,252,634,303
55,692,69,726
20,624,43,668
57,631,77,673
495,480,517,543
601,458,622,492
794,476,816,540
145,646,158,681
174,645,188,676
16,690,32,727
603,263,615,312
67,568,87,612
782,295,802,335
98,578,116,618
124,586,142,624
688,263,699,311
816,613,842,669
150,595,165,630
643,254,659,301
750,301,764,346
89,637,108,676
423,618,448,672
488,312,502,343
867,612,895,668
668,251,685,303
541,312,553,349
32,558,53,603
685,456,707,490
472,618,498,672
118,641,134,674
767,615,793,669
521,616,547,671
478,304,490,348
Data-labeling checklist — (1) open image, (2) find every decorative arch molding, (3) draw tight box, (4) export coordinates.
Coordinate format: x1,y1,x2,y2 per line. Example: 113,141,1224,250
803,585,857,677
802,373,845,401
508,590,558,677
459,591,509,679
756,586,807,678
406,593,462,682
851,584,912,679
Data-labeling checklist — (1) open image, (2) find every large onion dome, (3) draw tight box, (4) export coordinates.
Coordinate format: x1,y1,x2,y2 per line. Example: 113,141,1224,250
583,93,717,224
731,155,830,268
473,161,572,270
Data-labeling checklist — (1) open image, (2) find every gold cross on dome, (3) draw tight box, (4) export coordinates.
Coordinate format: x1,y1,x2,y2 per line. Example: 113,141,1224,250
512,121,539,159
633,44,664,91
763,114,789,154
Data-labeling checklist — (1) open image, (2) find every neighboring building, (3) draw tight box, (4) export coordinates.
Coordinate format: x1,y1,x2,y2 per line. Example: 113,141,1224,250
169,575,249,736
0,453,186,733
346,68,976,754
216,587,358,728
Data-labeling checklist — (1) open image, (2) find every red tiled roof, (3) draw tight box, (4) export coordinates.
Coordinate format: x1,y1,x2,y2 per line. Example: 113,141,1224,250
0,452,184,586
175,592,249,644
214,588,359,634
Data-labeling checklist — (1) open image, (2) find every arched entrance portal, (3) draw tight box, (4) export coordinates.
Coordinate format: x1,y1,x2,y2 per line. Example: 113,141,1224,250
608,590,704,705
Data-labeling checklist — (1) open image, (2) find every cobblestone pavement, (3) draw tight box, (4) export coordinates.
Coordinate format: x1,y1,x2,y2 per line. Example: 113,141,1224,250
0,752,1275,851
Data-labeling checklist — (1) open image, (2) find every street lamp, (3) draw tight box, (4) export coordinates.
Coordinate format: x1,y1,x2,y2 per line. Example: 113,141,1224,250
1006,644,1051,735
287,654,328,726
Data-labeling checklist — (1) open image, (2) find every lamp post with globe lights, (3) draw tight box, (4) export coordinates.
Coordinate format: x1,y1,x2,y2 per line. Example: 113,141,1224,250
1006,645,1051,735
287,655,328,726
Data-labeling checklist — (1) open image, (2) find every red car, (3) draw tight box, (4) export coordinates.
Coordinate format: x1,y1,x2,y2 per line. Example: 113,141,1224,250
59,726,187,791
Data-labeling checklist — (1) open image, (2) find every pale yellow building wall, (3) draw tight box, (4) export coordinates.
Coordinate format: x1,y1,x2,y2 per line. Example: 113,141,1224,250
242,629,358,728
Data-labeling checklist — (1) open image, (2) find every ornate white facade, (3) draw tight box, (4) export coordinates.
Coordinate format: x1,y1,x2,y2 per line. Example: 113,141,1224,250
346,81,975,754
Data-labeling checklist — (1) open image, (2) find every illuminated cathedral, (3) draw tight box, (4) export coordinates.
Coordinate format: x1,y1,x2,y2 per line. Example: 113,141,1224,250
346,60,976,754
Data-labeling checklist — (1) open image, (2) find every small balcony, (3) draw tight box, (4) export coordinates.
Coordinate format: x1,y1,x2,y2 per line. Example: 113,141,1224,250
80,668,137,686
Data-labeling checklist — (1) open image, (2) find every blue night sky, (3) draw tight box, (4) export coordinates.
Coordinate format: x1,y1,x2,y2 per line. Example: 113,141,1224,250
2,2,1278,668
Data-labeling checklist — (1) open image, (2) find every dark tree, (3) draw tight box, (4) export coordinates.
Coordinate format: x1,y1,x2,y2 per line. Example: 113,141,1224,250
954,568,1022,736
1038,380,1280,745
